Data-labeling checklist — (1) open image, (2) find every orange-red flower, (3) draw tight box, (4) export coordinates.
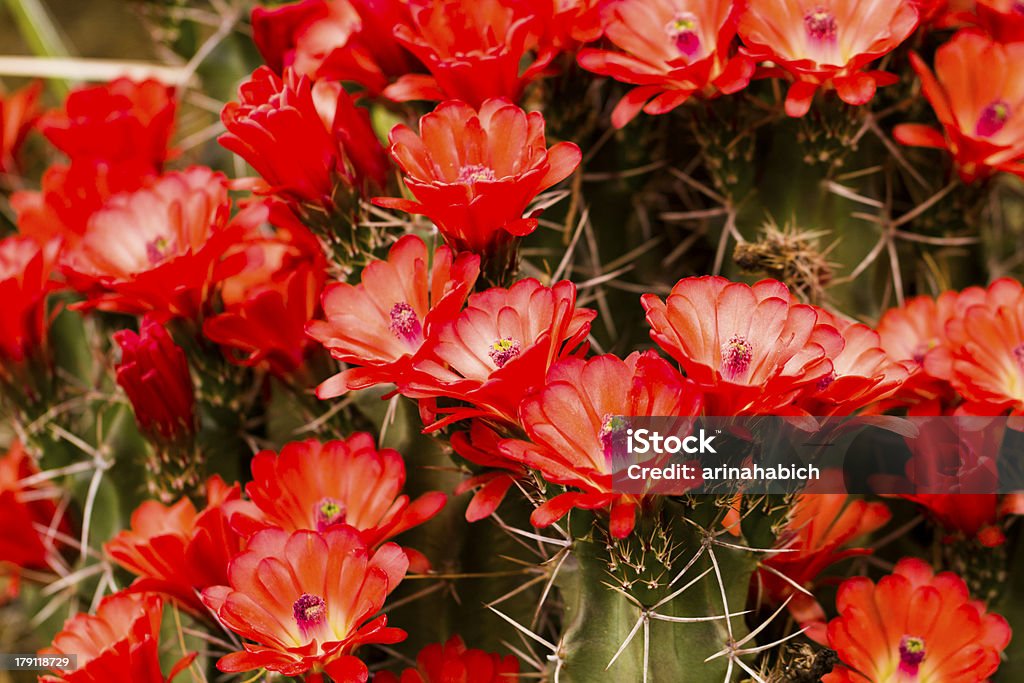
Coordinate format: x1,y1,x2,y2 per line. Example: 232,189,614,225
451,420,528,522
63,167,250,319
375,635,520,683
105,477,248,616
308,234,480,397
895,30,1024,182
39,591,194,683
221,67,389,209
899,493,1024,547
577,0,755,128
251,0,416,93
759,487,890,642
404,278,596,429
202,526,408,678
113,316,195,442
824,558,1011,682
232,435,446,571
738,0,920,116
500,351,703,538
642,276,843,415
383,0,557,105
376,99,581,257
0,236,59,397
0,81,42,179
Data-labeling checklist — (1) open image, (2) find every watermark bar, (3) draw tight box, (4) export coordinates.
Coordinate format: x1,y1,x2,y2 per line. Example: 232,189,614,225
0,654,77,670
608,415,1024,496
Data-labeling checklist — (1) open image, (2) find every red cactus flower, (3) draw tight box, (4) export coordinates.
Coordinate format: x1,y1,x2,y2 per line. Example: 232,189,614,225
383,0,557,106
404,278,596,429
895,30,1024,182
577,0,755,128
232,435,446,571
899,493,1024,548
642,276,843,415
39,591,195,683
0,81,42,178
759,486,890,642
452,420,528,522
0,236,59,395
797,318,912,415
39,78,176,178
202,526,408,678
252,0,416,94
104,476,249,616
824,558,1011,682
500,351,703,538
113,315,196,441
221,66,389,210
737,0,920,117
973,0,1024,42
375,635,520,683
929,278,1024,415
63,167,251,319
375,99,581,256
0,441,65,583
308,235,480,397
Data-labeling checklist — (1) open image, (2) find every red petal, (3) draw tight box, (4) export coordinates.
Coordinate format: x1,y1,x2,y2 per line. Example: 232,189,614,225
785,81,819,118
892,124,947,149
834,73,877,106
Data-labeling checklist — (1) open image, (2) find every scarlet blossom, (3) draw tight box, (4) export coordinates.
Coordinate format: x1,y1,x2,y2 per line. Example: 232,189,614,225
38,78,176,178
383,0,557,106
927,278,1024,415
375,99,581,256
251,0,416,94
547,0,603,49
202,526,408,678
0,441,65,588
220,67,389,209
308,234,479,397
797,318,912,415
973,0,1024,42
823,558,1011,682
405,278,596,429
0,236,59,396
375,635,520,683
894,30,1024,182
113,315,195,441
451,420,528,522
499,351,703,538
39,591,195,683
63,166,250,319
737,0,920,117
759,487,890,642
900,494,1024,547
0,81,41,178
642,276,843,415
105,476,248,616
232,434,446,571
576,0,755,128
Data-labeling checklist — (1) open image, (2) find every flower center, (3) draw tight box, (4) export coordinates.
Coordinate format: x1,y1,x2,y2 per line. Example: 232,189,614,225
388,302,422,344
145,237,173,265
1014,343,1024,371
804,7,838,42
720,335,753,379
817,371,837,392
665,12,701,59
899,635,926,676
600,414,628,455
314,497,346,531
976,100,1011,138
292,593,327,639
1014,1,1024,15
457,164,497,185
488,337,521,368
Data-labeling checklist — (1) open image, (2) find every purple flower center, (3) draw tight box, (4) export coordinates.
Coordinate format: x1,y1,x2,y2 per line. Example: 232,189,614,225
899,635,926,676
315,497,346,531
804,7,838,42
488,337,521,368
146,237,173,265
292,593,327,638
817,371,837,392
389,302,422,344
600,414,628,456
1014,343,1024,371
665,12,702,59
457,164,497,185
720,335,753,379
976,100,1011,138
